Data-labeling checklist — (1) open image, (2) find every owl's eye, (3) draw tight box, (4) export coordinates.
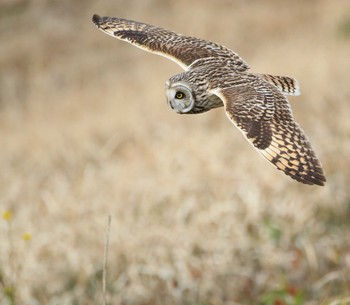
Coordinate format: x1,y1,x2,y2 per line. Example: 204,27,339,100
175,91,185,99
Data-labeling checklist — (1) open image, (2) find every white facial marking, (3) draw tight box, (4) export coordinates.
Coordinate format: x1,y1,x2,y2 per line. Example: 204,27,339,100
165,82,194,114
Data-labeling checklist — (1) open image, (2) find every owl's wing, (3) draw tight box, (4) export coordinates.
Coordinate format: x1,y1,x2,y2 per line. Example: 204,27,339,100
212,79,326,186
92,14,249,71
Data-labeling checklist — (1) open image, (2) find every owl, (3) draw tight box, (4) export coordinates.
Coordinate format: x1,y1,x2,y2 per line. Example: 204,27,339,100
92,14,326,186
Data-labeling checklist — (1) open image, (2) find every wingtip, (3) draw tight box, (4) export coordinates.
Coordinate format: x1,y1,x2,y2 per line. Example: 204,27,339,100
306,175,326,186
293,168,326,186
293,78,301,96
92,14,101,27
314,173,327,186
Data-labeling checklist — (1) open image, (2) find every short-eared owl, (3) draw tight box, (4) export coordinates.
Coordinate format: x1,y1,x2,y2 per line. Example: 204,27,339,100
92,14,326,186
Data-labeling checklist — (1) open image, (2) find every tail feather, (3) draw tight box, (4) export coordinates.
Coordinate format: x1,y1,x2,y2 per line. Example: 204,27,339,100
257,74,300,96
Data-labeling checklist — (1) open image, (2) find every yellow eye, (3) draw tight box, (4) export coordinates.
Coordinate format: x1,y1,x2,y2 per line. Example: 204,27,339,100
175,91,185,99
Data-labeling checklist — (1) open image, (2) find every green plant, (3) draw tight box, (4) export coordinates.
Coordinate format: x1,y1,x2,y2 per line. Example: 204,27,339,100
261,285,305,305
1,210,32,305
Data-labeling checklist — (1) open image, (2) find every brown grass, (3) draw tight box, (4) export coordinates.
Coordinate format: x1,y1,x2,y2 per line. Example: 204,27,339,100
0,0,350,304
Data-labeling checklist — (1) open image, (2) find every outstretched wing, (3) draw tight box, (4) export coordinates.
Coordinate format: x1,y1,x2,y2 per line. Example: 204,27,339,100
92,14,249,71
212,77,326,186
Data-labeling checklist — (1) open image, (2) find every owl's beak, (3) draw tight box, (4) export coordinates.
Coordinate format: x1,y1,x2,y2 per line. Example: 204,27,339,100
165,80,172,107
165,92,173,109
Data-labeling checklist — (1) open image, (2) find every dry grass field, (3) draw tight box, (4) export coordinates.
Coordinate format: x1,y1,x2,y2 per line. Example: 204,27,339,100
1,0,350,304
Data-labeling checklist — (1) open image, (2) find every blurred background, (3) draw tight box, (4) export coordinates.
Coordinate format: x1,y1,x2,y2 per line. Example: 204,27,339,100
0,0,350,304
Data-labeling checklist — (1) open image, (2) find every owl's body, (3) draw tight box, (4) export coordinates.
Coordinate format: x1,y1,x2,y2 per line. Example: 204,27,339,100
92,14,326,186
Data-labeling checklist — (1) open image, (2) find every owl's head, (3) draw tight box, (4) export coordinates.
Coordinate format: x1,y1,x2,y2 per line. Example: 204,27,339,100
165,80,195,114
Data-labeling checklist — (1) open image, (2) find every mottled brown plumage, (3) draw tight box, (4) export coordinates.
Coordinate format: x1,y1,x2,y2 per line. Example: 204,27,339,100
92,14,326,185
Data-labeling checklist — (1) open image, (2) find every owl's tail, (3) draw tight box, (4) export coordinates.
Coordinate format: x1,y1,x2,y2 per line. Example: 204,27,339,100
256,73,300,96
